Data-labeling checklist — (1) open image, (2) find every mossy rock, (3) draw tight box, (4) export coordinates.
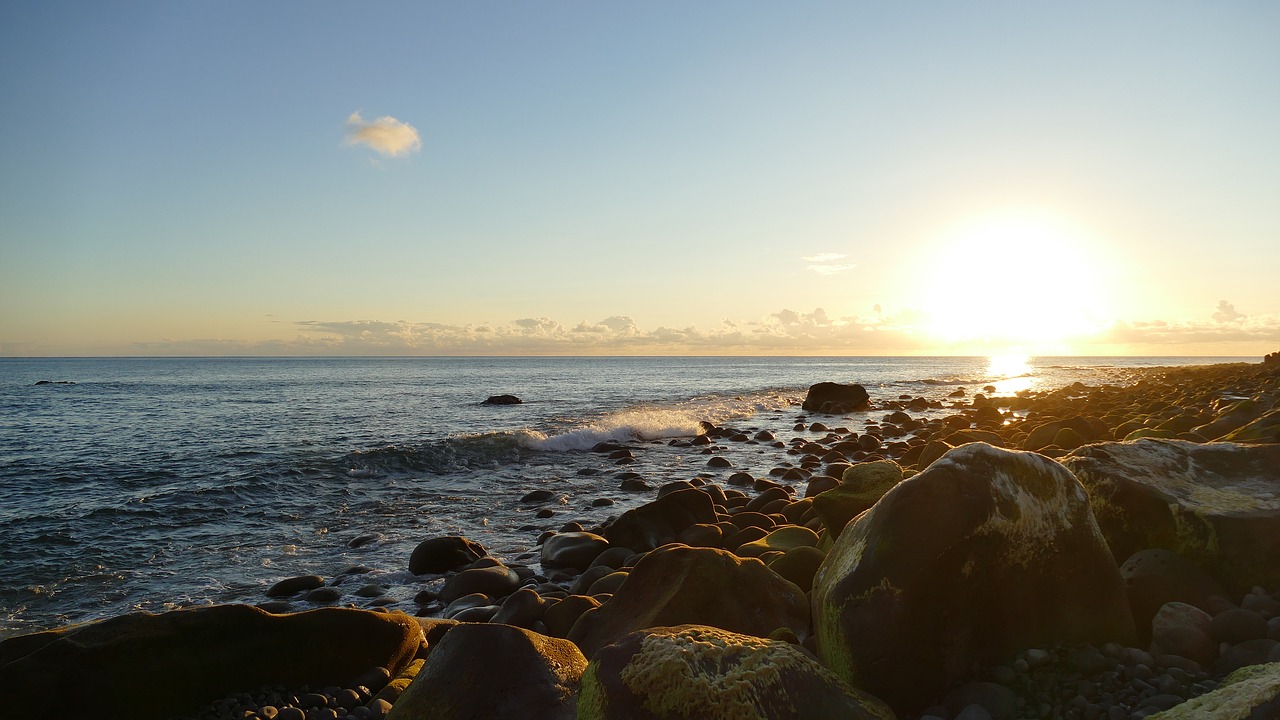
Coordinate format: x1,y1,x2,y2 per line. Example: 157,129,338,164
767,545,827,591
812,443,1133,716
1149,661,1280,719
578,624,896,720
0,605,423,720
567,544,810,660
736,525,821,557
1124,428,1178,441
1064,438,1280,597
1220,408,1280,444
812,460,903,538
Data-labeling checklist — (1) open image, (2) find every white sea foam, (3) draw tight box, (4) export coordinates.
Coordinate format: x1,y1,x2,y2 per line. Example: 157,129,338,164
519,391,796,452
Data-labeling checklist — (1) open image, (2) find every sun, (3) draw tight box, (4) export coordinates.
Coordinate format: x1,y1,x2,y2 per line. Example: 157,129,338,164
918,211,1111,352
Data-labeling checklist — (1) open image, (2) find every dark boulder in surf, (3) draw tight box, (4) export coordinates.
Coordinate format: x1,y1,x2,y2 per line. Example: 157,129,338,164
483,394,523,405
802,382,870,414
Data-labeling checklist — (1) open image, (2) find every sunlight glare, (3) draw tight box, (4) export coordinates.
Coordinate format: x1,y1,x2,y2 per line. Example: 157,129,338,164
986,354,1037,395
920,211,1111,351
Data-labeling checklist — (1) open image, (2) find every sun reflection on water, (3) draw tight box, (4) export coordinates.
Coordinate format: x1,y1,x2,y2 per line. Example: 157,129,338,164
986,354,1037,395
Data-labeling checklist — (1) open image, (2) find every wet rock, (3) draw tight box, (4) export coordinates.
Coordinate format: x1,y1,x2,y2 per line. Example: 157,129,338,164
439,562,521,604
408,536,487,575
541,532,610,572
802,382,871,415
567,544,810,659
812,443,1134,715
577,625,894,720
266,575,326,598
1064,439,1280,596
386,624,585,720
603,488,718,552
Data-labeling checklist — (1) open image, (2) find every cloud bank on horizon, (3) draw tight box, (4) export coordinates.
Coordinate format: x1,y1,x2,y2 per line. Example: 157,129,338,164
111,301,1280,357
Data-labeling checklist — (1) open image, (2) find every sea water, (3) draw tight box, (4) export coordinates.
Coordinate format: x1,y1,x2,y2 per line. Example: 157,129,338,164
0,355,1252,637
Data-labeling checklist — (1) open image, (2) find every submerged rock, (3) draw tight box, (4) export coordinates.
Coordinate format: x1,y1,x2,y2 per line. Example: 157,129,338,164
578,624,895,720
812,443,1133,715
568,544,810,659
387,623,586,720
1064,439,1280,596
483,394,523,405
0,604,423,720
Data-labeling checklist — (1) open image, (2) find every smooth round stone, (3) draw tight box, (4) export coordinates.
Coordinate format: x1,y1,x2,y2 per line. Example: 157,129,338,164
306,586,343,603
266,575,325,598
520,489,556,503
1210,607,1268,644
276,708,305,720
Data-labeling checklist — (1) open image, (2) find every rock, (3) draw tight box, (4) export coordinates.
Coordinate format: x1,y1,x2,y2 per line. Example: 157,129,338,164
439,563,522,604
767,546,827,592
568,544,810,659
811,460,903,538
541,532,611,572
1220,408,1280,443
0,605,422,720
491,587,548,629
812,443,1134,715
543,595,602,638
408,536,487,575
944,681,1019,720
602,488,718,552
1145,661,1280,718
1150,602,1216,666
735,525,820,558
266,575,326,598
1193,399,1270,441
1064,439,1280,596
1120,549,1229,643
577,625,895,720
522,489,558,503
386,623,585,720
1211,608,1269,645
802,382,871,414
482,394,523,405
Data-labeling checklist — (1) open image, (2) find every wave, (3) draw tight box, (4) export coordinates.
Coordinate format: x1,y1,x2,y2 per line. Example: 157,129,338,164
521,390,797,452
342,433,526,476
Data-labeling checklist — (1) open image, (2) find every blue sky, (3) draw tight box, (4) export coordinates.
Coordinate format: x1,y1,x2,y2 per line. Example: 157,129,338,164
2,2,1278,355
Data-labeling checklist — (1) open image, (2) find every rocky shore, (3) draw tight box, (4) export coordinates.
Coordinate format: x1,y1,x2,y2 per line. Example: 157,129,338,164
3,360,1280,719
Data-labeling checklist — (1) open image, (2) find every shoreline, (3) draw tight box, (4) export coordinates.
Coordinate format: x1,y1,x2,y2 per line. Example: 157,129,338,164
3,357,1279,719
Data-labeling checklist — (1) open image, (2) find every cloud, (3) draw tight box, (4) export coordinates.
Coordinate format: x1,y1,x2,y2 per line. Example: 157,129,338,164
1212,300,1245,323
344,111,422,157
802,251,856,275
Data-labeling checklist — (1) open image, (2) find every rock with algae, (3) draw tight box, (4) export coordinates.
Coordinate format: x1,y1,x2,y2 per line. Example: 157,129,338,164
1063,438,1280,596
811,460,904,538
812,443,1133,716
577,624,895,720
1149,662,1280,719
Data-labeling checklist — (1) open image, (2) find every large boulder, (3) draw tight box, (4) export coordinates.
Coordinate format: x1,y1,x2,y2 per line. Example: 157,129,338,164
1119,548,1228,645
567,544,810,659
0,605,423,720
603,489,718,552
1063,439,1280,596
578,625,895,720
387,623,586,720
812,443,1133,715
802,382,871,414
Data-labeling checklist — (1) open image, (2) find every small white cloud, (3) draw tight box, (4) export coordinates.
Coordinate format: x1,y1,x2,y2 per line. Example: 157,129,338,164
1212,300,1245,323
801,252,846,263
345,111,422,157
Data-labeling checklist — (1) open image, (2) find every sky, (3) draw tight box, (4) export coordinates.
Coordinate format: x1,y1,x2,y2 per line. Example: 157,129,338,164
1,2,1278,357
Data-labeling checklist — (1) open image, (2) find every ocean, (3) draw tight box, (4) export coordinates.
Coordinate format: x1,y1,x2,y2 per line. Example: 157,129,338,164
0,355,1254,638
